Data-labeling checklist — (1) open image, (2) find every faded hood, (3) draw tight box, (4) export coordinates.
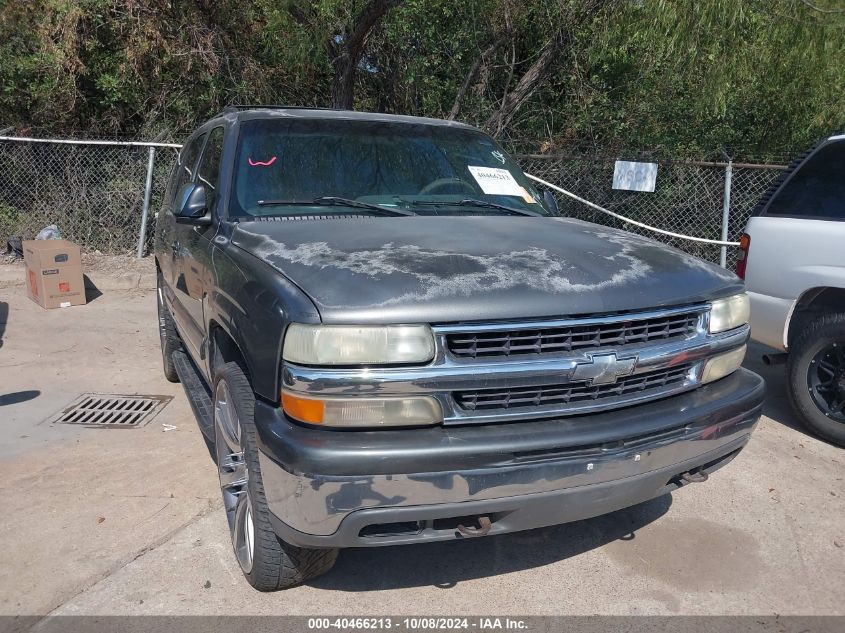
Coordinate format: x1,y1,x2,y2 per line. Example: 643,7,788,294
231,216,742,324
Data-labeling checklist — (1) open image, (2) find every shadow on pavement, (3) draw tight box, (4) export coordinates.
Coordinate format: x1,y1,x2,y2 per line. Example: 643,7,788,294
83,275,104,302
313,494,672,591
743,341,808,436
0,390,41,406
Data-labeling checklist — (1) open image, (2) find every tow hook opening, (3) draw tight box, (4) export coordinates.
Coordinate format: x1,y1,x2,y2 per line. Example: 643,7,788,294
669,467,710,488
358,521,422,537
681,470,709,484
455,515,492,538
667,448,743,489
358,512,504,540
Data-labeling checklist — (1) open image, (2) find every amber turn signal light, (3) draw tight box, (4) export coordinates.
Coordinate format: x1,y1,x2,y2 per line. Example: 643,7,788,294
281,392,325,425
281,390,443,428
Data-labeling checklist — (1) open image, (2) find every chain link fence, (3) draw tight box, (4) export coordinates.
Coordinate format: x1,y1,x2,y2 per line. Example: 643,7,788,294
0,137,178,255
518,154,786,267
0,136,786,266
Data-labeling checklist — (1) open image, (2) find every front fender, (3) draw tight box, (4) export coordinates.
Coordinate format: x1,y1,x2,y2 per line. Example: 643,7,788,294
207,238,321,401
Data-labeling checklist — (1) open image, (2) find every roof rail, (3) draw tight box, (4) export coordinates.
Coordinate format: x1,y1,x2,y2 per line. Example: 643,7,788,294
215,105,344,117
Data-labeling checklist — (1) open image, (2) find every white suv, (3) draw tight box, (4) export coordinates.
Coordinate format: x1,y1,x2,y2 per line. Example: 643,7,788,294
739,134,845,446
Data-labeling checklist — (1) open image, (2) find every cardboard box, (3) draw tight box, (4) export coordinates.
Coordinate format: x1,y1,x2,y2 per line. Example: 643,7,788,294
23,239,87,309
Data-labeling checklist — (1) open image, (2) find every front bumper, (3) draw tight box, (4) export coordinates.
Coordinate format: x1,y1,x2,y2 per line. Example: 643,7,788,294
255,368,764,548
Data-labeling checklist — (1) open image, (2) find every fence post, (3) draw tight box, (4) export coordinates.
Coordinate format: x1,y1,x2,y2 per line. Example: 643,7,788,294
719,160,733,268
136,146,156,259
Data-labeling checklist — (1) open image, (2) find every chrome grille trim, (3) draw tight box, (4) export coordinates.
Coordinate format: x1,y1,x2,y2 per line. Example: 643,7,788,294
443,376,701,423
434,304,707,333
455,364,693,411
442,306,704,359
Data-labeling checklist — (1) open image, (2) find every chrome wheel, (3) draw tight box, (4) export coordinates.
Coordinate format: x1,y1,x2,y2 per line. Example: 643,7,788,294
214,379,254,573
156,285,167,344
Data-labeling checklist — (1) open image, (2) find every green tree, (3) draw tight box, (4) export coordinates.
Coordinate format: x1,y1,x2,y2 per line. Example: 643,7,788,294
0,0,842,159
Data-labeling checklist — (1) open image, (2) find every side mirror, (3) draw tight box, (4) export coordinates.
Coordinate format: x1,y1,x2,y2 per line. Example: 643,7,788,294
543,189,561,216
175,183,212,225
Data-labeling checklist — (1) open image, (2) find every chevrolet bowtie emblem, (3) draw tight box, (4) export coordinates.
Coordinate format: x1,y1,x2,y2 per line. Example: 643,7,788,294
571,352,638,385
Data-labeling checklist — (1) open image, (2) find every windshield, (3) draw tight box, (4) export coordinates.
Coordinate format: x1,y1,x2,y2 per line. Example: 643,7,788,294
231,118,549,217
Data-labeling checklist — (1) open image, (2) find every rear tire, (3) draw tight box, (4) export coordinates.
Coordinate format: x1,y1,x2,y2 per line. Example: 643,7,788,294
157,271,180,383
213,361,338,591
787,313,845,447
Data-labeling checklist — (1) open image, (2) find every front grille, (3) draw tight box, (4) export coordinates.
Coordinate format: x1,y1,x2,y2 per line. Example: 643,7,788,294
454,364,692,412
445,309,701,359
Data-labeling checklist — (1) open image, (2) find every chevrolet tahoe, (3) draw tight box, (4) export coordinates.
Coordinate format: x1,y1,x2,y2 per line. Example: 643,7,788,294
154,106,765,591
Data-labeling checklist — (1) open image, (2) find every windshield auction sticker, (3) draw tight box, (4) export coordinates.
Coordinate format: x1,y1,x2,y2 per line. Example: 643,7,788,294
468,166,525,196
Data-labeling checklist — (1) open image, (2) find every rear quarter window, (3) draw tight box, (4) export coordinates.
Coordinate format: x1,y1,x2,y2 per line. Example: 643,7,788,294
765,141,845,220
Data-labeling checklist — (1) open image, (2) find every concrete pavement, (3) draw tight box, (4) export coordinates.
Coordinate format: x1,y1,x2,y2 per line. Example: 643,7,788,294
0,279,842,618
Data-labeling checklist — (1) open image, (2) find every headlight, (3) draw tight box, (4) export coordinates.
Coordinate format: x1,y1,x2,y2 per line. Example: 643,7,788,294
282,391,442,427
283,324,435,365
701,345,746,384
709,293,750,333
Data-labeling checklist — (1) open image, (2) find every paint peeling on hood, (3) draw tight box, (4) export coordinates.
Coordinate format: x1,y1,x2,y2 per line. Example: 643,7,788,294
231,216,744,324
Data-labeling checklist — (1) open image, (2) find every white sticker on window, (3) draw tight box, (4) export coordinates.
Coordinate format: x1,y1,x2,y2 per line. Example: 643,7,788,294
518,186,537,204
467,166,525,196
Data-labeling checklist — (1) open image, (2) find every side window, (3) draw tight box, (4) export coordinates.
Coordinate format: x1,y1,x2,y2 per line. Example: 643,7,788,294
197,126,225,193
766,141,845,219
175,133,206,192
162,161,180,215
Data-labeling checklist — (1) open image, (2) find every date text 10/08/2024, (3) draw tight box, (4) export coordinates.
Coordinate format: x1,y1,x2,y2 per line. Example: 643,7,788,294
307,618,529,630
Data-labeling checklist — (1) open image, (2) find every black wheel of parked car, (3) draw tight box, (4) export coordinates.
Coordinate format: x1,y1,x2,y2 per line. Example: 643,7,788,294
787,313,845,447
212,361,338,591
157,271,181,383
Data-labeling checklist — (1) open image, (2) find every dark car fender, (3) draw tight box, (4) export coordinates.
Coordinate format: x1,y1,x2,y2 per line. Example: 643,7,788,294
205,236,321,402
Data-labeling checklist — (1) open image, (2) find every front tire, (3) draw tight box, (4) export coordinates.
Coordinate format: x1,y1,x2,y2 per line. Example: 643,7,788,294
213,361,338,591
787,313,845,447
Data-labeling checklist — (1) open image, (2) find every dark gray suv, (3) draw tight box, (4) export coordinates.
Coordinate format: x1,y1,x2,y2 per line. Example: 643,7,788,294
155,106,764,590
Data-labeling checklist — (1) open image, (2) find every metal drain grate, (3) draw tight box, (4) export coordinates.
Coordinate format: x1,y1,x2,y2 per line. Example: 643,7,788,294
48,394,172,428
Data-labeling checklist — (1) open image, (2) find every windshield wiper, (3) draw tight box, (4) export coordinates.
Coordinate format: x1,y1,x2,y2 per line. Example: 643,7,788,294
399,198,542,217
257,196,415,216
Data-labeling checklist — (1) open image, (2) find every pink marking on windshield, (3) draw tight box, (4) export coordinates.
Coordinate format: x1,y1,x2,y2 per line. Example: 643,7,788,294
248,156,277,167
